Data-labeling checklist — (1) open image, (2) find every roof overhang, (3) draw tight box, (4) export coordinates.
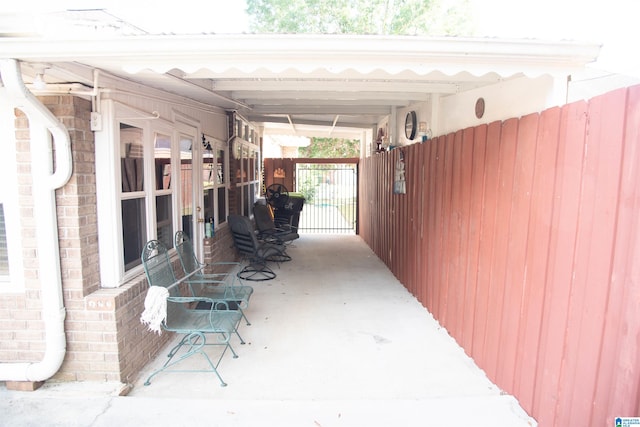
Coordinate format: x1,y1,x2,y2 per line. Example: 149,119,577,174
0,34,601,137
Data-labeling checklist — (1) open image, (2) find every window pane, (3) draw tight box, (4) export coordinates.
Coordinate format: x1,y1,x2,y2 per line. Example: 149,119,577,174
122,198,146,271
217,187,226,225
203,145,215,224
120,124,144,192
0,204,8,276
217,149,225,185
248,148,255,181
203,188,214,226
156,195,173,249
236,186,242,217
242,147,249,183
154,133,171,190
180,137,193,238
254,150,260,182
244,184,251,217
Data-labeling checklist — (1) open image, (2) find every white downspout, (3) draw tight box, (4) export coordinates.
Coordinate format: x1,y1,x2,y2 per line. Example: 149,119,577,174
0,59,72,382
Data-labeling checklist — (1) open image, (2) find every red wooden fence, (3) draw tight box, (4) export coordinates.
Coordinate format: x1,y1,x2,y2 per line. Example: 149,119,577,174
359,85,640,427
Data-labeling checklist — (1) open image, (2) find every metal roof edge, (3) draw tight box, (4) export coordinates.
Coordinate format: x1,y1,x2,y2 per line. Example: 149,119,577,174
0,34,601,72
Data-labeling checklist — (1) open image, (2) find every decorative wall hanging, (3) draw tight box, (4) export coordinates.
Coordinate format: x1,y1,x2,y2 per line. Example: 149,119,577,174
394,150,406,194
375,127,386,153
273,167,286,178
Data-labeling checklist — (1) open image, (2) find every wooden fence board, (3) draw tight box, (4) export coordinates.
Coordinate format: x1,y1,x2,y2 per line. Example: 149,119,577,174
533,101,588,426
463,125,486,352
483,118,518,379
458,127,474,348
515,107,561,410
601,85,640,419
496,113,537,390
446,131,464,338
472,121,502,370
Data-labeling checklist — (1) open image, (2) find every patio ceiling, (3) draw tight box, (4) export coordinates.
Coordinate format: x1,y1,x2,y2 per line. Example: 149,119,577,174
0,34,600,137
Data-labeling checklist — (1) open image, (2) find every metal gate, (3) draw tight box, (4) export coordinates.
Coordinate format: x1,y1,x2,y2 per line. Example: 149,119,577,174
295,163,357,234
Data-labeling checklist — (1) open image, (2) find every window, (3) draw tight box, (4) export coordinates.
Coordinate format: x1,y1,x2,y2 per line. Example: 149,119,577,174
154,133,173,248
179,135,194,239
96,101,231,286
0,205,9,276
233,136,261,218
0,199,23,290
202,137,228,229
120,124,147,271
0,114,24,290
97,103,175,285
216,147,228,226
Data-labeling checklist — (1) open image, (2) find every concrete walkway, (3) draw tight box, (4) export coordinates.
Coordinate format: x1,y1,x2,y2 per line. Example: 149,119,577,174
0,234,537,427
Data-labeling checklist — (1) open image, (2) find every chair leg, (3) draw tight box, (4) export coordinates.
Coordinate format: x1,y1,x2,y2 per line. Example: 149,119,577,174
239,307,251,326
235,327,246,345
266,253,292,263
237,262,277,281
144,331,235,387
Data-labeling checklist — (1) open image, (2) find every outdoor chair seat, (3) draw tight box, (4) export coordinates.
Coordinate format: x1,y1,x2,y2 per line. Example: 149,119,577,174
167,303,241,334
253,203,299,245
228,214,289,281
140,239,243,387
175,231,254,325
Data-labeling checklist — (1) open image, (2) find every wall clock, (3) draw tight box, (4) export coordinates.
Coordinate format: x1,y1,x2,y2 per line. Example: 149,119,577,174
405,110,417,140
475,97,485,119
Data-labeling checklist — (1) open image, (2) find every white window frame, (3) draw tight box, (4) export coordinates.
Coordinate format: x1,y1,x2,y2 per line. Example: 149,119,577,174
153,130,177,249
96,101,180,287
0,94,24,292
233,138,261,218
203,135,229,230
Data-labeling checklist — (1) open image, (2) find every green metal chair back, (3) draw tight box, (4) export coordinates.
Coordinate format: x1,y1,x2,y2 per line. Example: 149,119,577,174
141,239,179,298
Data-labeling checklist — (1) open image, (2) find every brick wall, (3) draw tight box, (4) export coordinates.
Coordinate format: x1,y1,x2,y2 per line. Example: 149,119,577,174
0,104,45,365
47,96,171,383
202,226,239,274
1,95,244,385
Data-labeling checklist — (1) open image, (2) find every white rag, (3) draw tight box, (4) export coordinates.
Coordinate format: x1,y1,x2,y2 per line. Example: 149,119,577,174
140,286,169,335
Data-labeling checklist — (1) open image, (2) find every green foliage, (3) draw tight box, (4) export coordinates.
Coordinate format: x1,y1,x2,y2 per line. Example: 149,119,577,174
297,176,317,203
246,0,474,36
298,137,360,158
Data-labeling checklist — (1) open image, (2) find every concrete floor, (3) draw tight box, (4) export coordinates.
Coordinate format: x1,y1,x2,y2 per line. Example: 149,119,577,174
0,234,537,427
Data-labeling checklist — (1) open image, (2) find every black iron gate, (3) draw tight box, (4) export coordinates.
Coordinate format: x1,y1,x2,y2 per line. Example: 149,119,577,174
295,163,357,234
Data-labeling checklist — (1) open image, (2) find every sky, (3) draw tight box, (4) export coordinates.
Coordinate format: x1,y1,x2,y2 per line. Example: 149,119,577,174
1,0,638,75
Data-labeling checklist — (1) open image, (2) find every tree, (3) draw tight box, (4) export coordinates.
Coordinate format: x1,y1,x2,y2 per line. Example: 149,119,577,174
246,0,473,36
298,137,360,158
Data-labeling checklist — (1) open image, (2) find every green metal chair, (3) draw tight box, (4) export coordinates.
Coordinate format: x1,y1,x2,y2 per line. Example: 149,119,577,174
140,239,243,387
174,230,254,325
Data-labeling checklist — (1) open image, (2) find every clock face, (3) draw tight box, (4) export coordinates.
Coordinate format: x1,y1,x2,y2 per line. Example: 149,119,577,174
475,98,485,119
405,111,417,140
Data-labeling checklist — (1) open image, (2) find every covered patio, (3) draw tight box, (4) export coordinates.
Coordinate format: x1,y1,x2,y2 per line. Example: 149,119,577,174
1,234,534,426
125,234,533,426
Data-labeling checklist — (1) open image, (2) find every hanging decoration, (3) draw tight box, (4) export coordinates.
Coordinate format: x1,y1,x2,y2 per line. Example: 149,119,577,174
394,150,406,194
375,127,386,153
273,167,286,178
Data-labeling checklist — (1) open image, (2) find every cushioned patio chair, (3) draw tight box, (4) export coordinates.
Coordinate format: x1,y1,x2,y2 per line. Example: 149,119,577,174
253,203,299,245
140,239,243,387
228,214,289,281
174,230,253,325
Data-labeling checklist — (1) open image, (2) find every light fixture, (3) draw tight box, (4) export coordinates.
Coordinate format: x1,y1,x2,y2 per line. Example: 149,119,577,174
31,64,50,90
33,72,47,90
